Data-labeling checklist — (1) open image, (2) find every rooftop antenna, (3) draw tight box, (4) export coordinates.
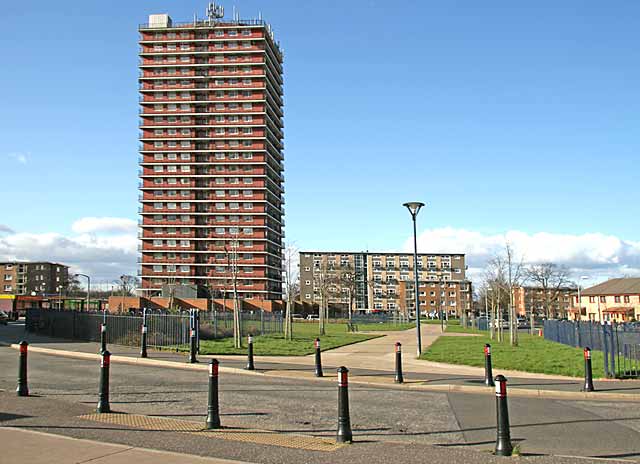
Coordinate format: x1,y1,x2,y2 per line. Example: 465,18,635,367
206,1,224,24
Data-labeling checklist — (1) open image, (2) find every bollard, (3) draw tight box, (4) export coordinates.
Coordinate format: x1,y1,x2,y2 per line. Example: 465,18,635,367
314,338,323,377
583,347,595,392
206,359,221,429
100,323,107,352
538,328,543,337
16,341,29,397
97,350,111,413
494,375,513,456
140,324,148,358
484,344,495,387
336,366,353,443
394,342,404,384
245,335,255,370
189,328,197,363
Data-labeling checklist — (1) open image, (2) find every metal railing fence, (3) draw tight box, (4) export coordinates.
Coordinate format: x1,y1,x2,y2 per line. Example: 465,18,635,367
25,308,283,349
543,320,640,378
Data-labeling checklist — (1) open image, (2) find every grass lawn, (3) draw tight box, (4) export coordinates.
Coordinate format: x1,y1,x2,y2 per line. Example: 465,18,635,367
422,319,460,326
420,327,605,378
356,322,415,331
196,322,382,356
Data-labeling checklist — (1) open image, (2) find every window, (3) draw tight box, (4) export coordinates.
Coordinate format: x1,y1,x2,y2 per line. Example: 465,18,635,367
615,296,621,303
600,296,606,303
589,296,595,303
624,295,631,303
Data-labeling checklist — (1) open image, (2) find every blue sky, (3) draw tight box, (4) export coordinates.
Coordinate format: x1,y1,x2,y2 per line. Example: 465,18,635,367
1,1,639,283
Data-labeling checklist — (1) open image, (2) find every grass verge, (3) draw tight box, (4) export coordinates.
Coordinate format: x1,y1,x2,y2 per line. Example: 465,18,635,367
420,327,605,378
197,322,382,356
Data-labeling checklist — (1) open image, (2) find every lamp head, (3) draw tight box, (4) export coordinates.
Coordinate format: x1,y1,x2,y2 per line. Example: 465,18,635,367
403,201,425,217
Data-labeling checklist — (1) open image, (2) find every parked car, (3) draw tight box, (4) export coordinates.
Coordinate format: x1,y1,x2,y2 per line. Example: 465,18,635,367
517,317,530,329
306,314,319,320
292,314,305,321
0,311,9,325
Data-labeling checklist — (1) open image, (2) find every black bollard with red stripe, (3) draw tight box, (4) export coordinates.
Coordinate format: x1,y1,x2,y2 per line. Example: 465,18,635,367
494,375,513,456
336,366,353,443
314,338,323,377
97,350,111,413
189,327,197,364
206,359,221,429
245,335,255,370
484,343,495,387
583,347,595,392
16,341,29,397
394,342,404,384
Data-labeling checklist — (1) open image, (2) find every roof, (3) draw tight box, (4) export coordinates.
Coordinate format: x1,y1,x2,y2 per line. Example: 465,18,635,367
0,261,69,267
582,278,640,296
299,251,465,257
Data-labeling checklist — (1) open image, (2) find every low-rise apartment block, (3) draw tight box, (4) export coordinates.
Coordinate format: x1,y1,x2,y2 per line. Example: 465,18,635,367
573,278,640,323
1,262,69,296
512,286,577,318
299,251,471,315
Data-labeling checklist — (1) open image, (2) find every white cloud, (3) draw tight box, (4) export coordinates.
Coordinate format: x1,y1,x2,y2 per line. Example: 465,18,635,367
72,217,137,235
404,227,640,286
0,225,14,234
0,217,138,282
7,152,28,164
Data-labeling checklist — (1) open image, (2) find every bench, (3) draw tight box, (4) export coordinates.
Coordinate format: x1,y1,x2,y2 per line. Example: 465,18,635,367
346,322,359,332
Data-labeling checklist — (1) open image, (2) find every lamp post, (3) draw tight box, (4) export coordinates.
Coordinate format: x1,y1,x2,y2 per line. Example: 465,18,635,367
485,286,492,328
403,201,425,356
75,273,91,312
576,276,588,321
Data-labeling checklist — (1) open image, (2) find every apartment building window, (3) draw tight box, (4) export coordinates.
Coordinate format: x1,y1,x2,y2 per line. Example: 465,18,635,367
615,296,621,303
624,295,631,303
600,296,606,303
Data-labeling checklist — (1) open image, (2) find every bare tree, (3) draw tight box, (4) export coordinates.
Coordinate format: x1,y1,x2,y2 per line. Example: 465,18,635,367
313,260,334,336
338,265,357,322
167,276,177,312
117,275,140,296
525,263,571,319
283,243,299,340
227,236,242,349
485,242,524,346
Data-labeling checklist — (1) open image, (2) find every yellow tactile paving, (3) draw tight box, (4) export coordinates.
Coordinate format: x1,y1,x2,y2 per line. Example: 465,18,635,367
78,413,343,452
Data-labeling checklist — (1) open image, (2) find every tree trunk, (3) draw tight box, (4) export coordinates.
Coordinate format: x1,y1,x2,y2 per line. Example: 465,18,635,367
284,297,293,341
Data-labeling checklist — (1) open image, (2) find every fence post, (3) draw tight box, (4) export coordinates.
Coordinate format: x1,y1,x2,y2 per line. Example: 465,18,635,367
610,323,617,378
260,310,265,336
602,324,610,377
196,309,200,354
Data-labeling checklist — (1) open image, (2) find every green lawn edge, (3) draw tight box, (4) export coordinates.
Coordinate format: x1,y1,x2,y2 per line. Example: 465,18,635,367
419,327,605,379
186,322,403,356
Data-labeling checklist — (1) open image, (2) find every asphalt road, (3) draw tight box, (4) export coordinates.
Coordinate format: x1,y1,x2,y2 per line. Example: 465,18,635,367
2,347,640,463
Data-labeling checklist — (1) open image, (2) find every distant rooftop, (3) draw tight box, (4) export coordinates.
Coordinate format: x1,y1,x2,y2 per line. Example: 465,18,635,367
139,2,280,50
582,278,640,295
300,251,465,256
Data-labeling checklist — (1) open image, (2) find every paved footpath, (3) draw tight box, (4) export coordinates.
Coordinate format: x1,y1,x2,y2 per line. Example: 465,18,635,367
1,427,250,464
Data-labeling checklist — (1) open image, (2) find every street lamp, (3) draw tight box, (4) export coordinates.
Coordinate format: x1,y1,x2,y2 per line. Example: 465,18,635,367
576,275,588,321
75,273,90,312
403,201,425,356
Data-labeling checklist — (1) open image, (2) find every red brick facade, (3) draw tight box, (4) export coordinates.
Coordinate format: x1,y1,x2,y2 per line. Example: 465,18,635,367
138,12,284,300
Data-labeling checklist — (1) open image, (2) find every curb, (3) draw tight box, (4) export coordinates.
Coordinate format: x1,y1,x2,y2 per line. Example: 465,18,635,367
8,344,265,378
10,344,640,402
